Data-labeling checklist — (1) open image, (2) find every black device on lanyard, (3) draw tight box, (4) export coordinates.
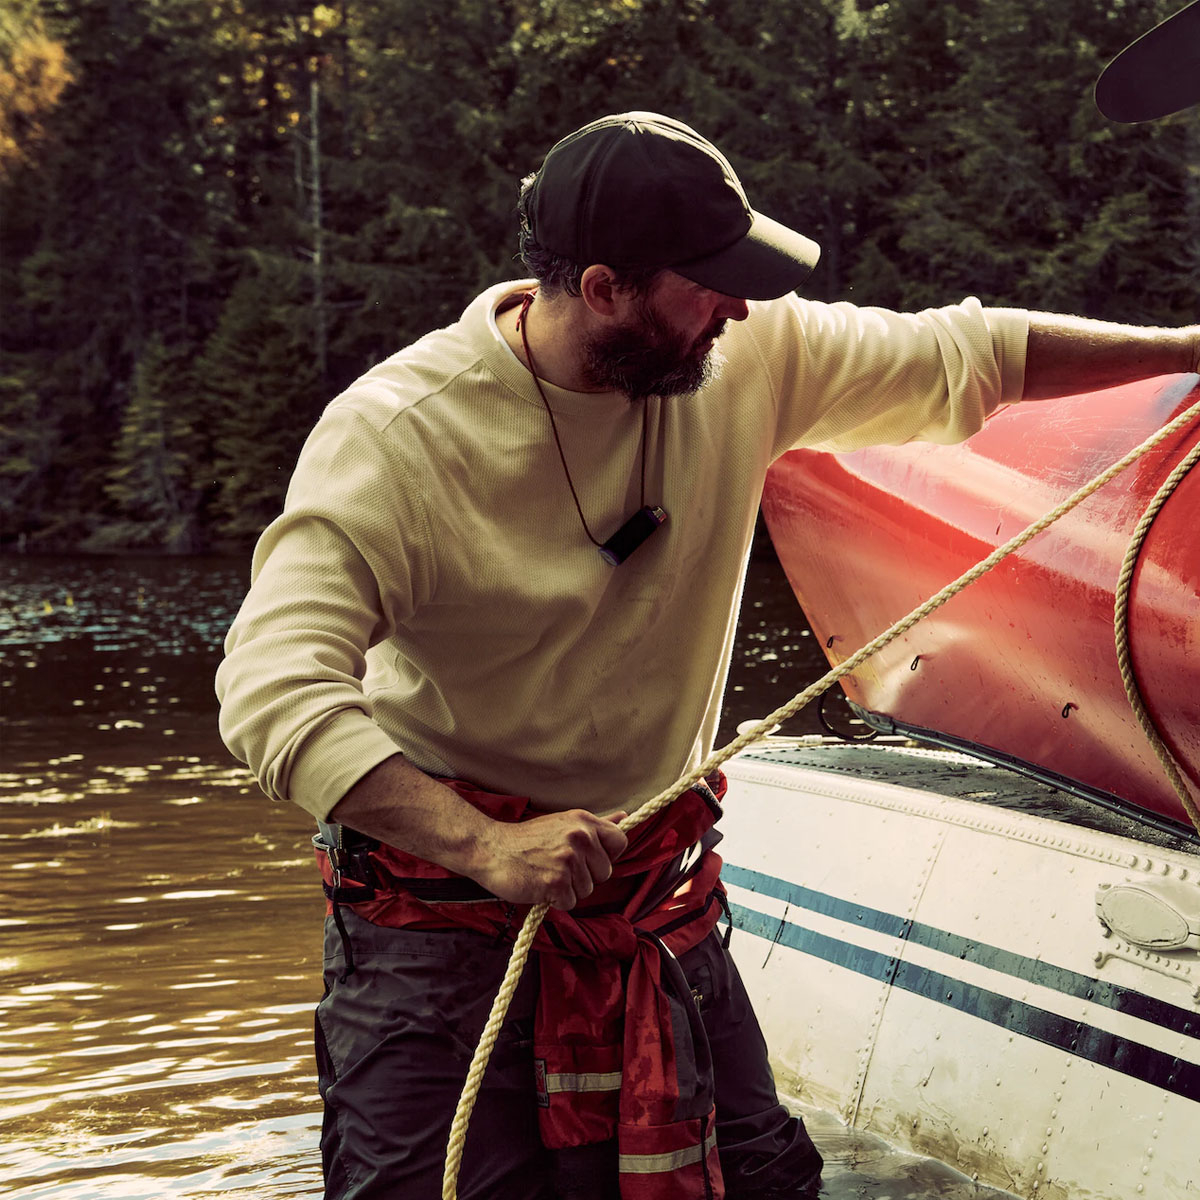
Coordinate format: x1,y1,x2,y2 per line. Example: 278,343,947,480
599,505,668,566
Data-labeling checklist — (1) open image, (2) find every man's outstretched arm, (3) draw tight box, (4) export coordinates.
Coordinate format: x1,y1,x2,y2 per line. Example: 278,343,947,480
998,310,1200,401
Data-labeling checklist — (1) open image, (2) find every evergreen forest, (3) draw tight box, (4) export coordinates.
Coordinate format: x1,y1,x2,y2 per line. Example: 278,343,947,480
2,0,1198,553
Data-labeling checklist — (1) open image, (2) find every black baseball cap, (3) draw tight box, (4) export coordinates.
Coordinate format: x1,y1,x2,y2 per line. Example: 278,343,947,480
525,112,821,301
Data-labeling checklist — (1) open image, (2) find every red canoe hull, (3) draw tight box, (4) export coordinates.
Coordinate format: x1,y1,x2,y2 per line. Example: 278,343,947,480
762,374,1200,829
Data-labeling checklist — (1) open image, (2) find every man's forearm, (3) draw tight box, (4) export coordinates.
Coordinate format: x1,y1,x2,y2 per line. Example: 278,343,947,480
328,754,628,910
993,310,1200,401
330,754,493,876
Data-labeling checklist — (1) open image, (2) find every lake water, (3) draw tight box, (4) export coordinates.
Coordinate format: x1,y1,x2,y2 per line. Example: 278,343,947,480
0,548,1011,1199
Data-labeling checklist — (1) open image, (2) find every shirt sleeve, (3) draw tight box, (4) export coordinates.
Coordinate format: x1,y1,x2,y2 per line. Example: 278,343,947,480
215,402,436,819
735,294,1029,460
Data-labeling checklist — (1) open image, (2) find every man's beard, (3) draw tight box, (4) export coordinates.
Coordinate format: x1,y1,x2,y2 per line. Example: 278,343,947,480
581,297,726,402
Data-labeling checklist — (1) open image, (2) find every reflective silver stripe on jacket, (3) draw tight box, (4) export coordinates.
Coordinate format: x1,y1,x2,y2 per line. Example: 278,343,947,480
617,1126,718,1174
544,1070,622,1094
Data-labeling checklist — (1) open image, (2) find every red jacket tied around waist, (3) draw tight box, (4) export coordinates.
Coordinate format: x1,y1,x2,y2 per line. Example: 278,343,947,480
315,775,729,1199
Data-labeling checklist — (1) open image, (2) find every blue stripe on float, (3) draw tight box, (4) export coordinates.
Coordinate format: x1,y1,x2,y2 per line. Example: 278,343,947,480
722,862,1200,1040
727,898,1200,1105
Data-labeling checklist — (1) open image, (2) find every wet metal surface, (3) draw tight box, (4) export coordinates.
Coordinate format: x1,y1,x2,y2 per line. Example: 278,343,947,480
1,551,1013,1198
798,1106,1017,1199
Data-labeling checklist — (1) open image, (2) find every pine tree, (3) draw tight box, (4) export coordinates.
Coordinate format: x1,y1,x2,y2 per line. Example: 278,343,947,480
202,265,323,544
89,335,202,551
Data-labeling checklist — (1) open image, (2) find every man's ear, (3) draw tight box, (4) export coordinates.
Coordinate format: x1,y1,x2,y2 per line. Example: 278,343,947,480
580,265,628,318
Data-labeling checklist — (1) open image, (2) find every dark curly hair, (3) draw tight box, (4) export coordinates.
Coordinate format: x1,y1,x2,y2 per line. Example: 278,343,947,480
516,173,661,299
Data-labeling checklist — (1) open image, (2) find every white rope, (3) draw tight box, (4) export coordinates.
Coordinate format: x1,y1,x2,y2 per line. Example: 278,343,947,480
442,393,1200,1198
1112,433,1200,830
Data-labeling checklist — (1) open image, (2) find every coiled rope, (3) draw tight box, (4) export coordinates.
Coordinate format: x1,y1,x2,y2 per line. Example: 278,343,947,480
443,392,1200,1199
1113,430,1200,831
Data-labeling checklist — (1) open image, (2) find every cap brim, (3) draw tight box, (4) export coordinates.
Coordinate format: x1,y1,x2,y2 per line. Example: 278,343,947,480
1095,0,1200,122
672,210,821,301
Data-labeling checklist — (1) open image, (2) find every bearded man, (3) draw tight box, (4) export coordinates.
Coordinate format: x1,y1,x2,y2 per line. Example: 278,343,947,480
216,112,1200,1200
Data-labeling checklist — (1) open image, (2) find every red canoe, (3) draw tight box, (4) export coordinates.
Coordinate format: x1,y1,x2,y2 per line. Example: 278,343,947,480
762,373,1200,831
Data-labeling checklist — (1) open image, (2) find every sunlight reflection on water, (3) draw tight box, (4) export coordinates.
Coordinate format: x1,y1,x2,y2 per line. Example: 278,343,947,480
1,562,327,1200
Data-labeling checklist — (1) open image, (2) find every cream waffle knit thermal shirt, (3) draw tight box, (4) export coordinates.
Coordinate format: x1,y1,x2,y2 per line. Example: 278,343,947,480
217,282,1028,820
